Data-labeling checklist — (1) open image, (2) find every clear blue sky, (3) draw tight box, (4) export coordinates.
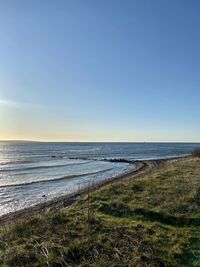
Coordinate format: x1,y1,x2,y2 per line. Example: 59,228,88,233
0,0,200,142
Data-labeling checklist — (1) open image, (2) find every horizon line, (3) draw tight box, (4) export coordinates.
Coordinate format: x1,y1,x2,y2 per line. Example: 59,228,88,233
0,139,200,144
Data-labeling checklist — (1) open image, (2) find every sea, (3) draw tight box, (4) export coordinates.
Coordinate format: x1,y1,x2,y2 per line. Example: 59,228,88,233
0,142,199,216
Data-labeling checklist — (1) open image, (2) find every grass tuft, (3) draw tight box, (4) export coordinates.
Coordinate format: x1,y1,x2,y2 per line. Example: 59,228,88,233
192,148,200,157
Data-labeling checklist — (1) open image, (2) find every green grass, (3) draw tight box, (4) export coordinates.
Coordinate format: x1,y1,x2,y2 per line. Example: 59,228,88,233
0,158,200,266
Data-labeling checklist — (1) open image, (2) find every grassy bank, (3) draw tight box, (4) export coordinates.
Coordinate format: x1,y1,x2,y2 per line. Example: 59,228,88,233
0,158,200,266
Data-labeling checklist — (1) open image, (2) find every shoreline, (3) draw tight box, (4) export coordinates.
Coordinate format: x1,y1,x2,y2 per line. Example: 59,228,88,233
0,155,190,226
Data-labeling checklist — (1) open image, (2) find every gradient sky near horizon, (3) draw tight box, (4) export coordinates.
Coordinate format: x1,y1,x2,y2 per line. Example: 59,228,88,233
0,0,200,142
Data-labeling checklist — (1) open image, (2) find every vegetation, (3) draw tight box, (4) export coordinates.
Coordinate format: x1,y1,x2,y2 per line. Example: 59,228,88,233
0,158,200,266
192,148,200,158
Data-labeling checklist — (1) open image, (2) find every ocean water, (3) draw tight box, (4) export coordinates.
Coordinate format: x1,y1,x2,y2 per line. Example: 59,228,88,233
0,142,199,216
